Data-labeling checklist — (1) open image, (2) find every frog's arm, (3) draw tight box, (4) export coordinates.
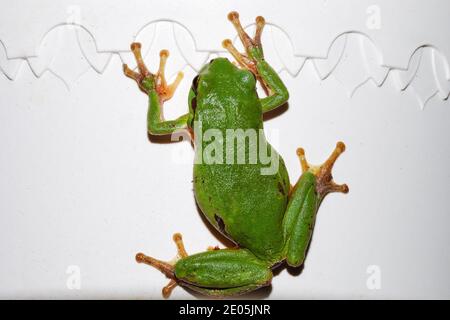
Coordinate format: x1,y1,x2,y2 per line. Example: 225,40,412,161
282,143,349,267
223,12,289,113
135,234,272,298
123,43,191,135
146,91,190,135
256,61,289,112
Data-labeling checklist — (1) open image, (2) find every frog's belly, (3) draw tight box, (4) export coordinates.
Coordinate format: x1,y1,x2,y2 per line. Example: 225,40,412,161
193,162,289,262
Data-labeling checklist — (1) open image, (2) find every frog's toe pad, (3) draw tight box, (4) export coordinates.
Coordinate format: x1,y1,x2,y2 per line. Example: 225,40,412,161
296,141,349,198
135,233,190,298
124,43,183,99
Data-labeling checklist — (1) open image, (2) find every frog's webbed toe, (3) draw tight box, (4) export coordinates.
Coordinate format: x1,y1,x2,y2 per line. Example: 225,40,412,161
222,12,269,92
223,12,265,65
136,233,188,298
296,141,349,199
123,43,183,100
136,233,273,298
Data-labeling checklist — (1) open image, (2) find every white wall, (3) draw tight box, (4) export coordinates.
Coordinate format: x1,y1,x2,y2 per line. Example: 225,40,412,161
0,0,449,299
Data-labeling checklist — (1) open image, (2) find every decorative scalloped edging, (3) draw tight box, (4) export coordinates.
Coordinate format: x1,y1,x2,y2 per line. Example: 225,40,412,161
0,21,449,109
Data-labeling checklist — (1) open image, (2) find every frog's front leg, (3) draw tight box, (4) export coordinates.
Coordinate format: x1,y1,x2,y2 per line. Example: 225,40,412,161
136,234,273,298
223,12,289,112
282,142,349,267
123,43,190,135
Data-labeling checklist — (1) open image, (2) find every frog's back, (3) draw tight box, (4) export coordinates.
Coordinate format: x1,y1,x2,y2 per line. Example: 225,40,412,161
192,58,290,262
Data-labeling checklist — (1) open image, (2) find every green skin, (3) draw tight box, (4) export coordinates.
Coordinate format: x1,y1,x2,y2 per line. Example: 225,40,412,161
130,38,344,296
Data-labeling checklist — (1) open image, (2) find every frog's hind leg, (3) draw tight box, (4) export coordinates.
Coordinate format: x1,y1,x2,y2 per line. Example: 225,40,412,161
137,234,272,298
174,248,273,298
136,233,188,298
282,142,349,267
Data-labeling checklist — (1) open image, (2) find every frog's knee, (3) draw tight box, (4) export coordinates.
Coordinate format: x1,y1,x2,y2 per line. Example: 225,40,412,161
280,88,289,103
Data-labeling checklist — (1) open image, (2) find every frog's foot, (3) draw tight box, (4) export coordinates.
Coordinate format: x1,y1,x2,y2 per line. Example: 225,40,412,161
123,43,183,100
135,233,188,299
222,11,265,76
297,141,349,199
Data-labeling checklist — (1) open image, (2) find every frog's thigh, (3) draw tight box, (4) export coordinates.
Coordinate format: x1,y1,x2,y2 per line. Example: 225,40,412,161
174,248,272,296
282,143,348,267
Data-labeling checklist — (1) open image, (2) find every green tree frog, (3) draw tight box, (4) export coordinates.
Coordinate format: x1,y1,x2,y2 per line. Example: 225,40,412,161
123,12,348,298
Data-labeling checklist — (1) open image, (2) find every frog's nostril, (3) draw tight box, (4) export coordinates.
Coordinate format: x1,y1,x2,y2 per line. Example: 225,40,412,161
209,58,216,64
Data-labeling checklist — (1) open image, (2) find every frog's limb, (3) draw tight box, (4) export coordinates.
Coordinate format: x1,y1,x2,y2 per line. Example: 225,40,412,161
136,233,272,298
123,43,189,135
181,282,267,297
136,233,188,298
222,12,289,113
282,142,349,267
174,248,273,297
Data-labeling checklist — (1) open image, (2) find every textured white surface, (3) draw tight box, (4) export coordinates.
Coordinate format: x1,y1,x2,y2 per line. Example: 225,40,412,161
0,0,449,299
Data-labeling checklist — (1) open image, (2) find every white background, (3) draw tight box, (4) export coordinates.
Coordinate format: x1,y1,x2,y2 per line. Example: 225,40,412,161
0,0,449,299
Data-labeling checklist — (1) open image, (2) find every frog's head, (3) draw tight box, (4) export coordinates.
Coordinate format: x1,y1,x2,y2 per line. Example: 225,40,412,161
187,57,257,130
198,57,236,77
194,57,256,92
